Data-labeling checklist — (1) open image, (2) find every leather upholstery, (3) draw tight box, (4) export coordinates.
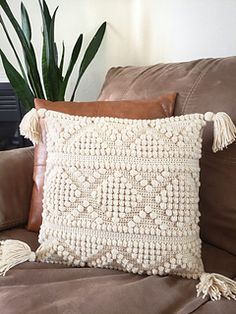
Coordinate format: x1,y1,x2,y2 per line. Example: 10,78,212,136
27,95,177,231
0,227,235,314
0,147,34,230
34,97,175,118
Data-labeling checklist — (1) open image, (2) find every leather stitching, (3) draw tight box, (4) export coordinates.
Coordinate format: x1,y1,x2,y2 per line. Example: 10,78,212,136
181,61,216,115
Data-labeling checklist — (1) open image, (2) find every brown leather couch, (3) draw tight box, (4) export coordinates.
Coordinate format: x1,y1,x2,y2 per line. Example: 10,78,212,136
0,57,235,314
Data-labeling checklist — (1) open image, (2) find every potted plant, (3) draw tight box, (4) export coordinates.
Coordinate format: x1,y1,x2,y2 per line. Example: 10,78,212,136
0,0,106,111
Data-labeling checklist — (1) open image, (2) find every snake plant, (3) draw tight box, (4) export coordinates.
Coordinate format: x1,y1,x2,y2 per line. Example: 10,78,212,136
0,0,106,110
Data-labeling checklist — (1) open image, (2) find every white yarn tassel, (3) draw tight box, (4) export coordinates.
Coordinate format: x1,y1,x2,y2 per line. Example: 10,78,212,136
196,273,236,301
0,240,36,276
204,112,236,152
19,108,41,144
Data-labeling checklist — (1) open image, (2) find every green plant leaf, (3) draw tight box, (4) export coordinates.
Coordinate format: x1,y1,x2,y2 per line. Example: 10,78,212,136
54,42,58,67
59,41,65,76
27,42,44,95
20,2,31,43
70,21,106,101
41,39,51,99
48,8,61,99
58,34,83,100
39,1,60,100
1,0,106,103
39,0,52,99
38,0,51,35
0,0,44,98
42,0,51,32
0,49,34,110
79,22,106,78
0,13,28,82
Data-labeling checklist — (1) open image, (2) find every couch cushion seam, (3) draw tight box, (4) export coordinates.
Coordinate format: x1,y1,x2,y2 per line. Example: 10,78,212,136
181,62,215,115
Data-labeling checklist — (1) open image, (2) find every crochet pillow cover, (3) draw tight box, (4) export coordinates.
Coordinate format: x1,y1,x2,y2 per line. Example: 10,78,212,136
28,94,177,232
1,109,236,301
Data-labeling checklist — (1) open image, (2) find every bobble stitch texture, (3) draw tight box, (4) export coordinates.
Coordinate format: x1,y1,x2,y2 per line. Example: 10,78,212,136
39,111,206,279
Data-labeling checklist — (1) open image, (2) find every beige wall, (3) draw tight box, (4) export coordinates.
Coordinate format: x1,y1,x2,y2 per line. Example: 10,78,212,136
1,0,236,100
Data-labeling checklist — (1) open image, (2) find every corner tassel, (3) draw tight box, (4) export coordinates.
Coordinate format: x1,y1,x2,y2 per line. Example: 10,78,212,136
196,273,236,301
0,240,36,276
19,108,41,144
204,112,236,152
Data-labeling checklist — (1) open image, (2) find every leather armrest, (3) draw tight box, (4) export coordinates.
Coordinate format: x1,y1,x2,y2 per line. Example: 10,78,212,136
0,147,34,230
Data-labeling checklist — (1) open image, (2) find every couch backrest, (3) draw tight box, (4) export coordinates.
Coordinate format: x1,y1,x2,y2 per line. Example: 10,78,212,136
98,57,236,255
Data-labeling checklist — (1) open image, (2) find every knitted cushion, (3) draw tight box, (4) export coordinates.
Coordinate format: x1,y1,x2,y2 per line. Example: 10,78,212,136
39,110,208,278
2,108,236,301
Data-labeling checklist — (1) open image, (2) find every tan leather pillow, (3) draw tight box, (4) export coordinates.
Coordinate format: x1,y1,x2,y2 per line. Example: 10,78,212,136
27,94,177,232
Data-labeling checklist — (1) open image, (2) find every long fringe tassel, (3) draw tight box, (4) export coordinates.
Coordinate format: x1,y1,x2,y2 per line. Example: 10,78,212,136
196,273,236,301
204,112,236,152
19,108,41,144
0,240,36,276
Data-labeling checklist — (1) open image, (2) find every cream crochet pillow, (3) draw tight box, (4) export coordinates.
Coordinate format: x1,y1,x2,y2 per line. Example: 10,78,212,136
38,111,205,280
1,109,236,301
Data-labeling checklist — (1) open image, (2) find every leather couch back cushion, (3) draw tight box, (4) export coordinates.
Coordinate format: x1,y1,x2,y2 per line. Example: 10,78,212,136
0,148,33,231
28,94,176,232
98,57,236,255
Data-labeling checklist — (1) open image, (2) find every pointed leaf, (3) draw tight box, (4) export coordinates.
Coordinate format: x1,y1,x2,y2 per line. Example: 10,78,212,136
58,34,83,100
0,13,27,81
0,0,44,98
80,22,106,77
0,50,34,110
24,42,45,98
42,38,51,99
39,3,60,100
66,35,83,79
38,0,51,34
21,2,31,43
48,8,61,99
59,41,65,75
39,0,52,99
42,0,51,32
71,22,106,101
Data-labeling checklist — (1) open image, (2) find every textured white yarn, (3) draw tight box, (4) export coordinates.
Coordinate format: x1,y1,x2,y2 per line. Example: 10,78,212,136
35,110,207,279
19,108,41,144
0,240,35,276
